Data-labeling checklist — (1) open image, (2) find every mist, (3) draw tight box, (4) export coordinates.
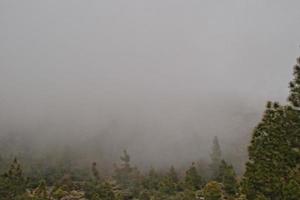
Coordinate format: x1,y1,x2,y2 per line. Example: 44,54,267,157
1,0,300,171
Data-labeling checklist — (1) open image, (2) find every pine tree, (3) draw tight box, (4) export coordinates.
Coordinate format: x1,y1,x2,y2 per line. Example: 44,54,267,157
288,57,300,107
113,150,141,197
35,180,48,198
0,158,27,199
217,160,238,197
92,162,100,181
210,136,222,179
184,162,203,190
242,57,300,200
202,181,223,200
282,166,300,200
120,149,130,168
167,166,179,184
142,167,161,191
159,166,179,195
85,181,117,200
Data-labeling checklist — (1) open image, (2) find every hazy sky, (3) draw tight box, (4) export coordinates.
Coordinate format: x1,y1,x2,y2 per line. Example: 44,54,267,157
1,1,300,167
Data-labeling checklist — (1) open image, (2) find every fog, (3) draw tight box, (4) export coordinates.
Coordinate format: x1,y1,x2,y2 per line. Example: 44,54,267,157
1,0,300,171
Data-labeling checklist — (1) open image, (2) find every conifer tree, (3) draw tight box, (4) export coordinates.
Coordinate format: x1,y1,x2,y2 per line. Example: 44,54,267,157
113,150,141,197
92,162,100,181
184,162,203,190
202,181,223,200
35,180,48,198
25,180,50,200
0,158,27,199
217,160,238,197
120,149,130,168
142,167,161,191
159,166,179,195
288,57,300,107
167,165,179,184
242,57,300,200
210,136,222,179
85,181,116,200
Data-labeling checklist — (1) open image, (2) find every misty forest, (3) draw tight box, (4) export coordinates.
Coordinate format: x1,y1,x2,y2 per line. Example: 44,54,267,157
1,1,300,200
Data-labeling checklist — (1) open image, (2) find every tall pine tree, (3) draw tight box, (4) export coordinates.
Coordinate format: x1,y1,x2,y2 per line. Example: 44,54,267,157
210,136,222,179
113,150,141,197
217,160,238,197
242,57,300,200
0,158,27,199
185,162,203,190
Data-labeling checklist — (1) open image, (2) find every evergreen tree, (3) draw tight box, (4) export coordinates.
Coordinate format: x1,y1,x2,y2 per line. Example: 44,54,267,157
282,166,300,200
120,149,130,167
0,158,27,199
210,136,222,179
202,181,223,200
184,162,203,190
92,162,101,181
113,150,141,197
84,180,116,200
242,57,300,200
25,180,51,200
288,57,300,107
167,166,179,184
217,160,238,197
34,180,48,198
142,167,161,191
159,166,179,195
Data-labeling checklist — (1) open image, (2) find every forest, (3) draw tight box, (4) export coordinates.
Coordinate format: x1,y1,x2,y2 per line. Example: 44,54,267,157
0,57,299,200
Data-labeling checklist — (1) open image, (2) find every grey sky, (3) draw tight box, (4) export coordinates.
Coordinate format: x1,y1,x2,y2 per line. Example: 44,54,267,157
0,0,300,168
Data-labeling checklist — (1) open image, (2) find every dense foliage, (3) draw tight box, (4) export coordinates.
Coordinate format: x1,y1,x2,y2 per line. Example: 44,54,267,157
0,139,240,200
242,58,300,200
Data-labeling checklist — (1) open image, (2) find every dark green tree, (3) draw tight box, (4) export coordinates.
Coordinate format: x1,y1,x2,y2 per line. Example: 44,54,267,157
242,57,300,200
0,158,27,199
288,57,300,107
85,181,116,200
184,162,203,190
167,166,178,184
159,166,179,195
142,167,161,191
282,166,300,200
34,180,48,198
217,160,238,197
202,181,223,200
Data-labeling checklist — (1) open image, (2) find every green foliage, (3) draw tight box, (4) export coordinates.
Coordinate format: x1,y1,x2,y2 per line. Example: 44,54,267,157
282,167,300,200
236,194,247,200
217,160,238,197
84,179,119,200
0,158,27,199
167,166,178,184
288,57,300,107
113,150,141,197
142,167,161,191
184,162,203,190
34,181,48,198
282,179,300,200
202,181,223,200
4,58,300,199
178,189,196,200
242,57,300,200
242,102,299,199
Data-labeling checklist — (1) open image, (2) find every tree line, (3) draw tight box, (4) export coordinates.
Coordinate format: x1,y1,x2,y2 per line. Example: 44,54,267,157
0,57,299,199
